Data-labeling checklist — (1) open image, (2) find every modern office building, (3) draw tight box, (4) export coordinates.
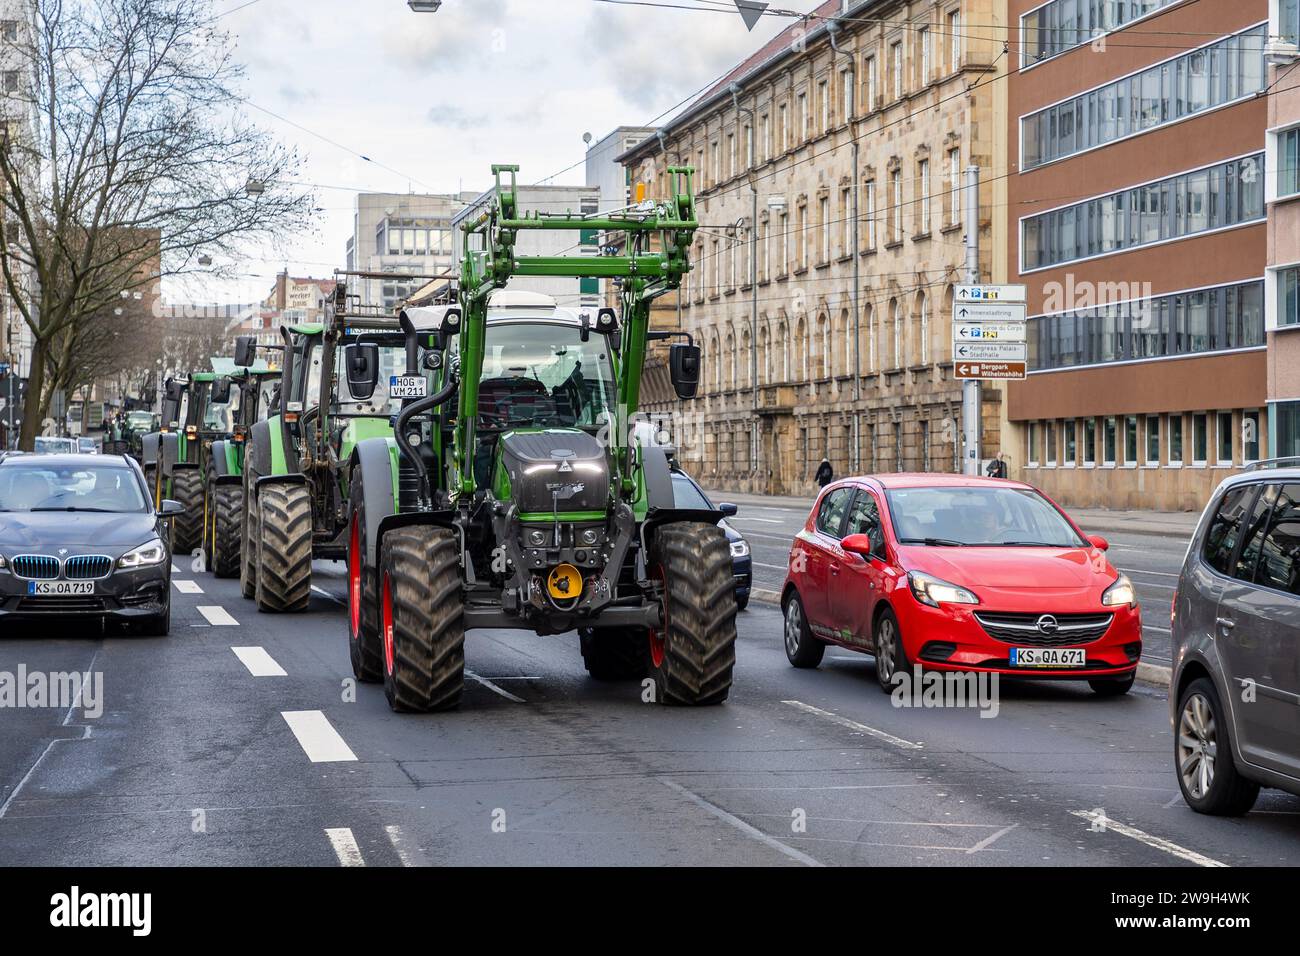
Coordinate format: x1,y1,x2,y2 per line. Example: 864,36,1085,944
1266,4,1300,459
1006,0,1270,509
344,192,475,310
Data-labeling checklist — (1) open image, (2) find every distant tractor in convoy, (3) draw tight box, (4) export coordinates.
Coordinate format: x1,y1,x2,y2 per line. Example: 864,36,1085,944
344,164,736,713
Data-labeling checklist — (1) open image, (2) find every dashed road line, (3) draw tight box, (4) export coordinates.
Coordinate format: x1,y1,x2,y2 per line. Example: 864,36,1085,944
282,711,357,763
385,825,421,867
661,780,824,867
465,669,526,703
231,646,287,677
782,699,923,750
966,823,1018,854
1070,809,1227,867
197,605,238,626
173,579,203,594
325,828,365,866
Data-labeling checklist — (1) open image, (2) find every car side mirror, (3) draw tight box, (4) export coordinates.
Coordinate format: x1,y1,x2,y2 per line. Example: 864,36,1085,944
344,343,380,400
669,342,701,399
157,499,186,518
841,532,876,558
211,376,232,405
234,335,257,367
1088,534,1109,551
718,502,738,517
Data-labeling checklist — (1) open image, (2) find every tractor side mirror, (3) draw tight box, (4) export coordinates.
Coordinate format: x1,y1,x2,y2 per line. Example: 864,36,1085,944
164,380,184,402
668,343,701,400
234,336,257,367
211,377,232,405
344,343,380,401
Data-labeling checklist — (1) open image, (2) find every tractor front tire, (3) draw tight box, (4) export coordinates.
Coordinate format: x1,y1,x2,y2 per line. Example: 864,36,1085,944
347,472,382,683
646,522,737,706
579,627,646,681
380,526,464,713
211,484,243,579
254,482,313,613
170,468,204,556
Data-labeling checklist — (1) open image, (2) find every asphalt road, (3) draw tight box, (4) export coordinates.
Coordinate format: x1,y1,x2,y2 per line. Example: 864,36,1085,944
716,495,1188,667
2,556,1297,867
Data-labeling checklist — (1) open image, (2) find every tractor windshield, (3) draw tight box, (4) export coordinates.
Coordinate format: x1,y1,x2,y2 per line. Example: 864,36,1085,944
477,321,615,430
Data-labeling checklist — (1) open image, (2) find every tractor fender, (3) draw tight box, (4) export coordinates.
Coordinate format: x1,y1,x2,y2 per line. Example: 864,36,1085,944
246,419,275,480
210,440,243,486
209,440,232,479
255,473,308,490
352,437,399,571
140,433,161,467
375,510,458,569
640,444,675,511
158,433,182,479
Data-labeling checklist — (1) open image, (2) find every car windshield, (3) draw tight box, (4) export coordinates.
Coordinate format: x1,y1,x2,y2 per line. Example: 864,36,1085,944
473,321,616,430
671,473,711,509
885,486,1086,547
0,463,147,513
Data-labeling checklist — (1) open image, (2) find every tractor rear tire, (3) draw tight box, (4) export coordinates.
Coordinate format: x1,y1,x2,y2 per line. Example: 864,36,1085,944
645,522,737,706
171,468,204,556
240,466,260,599
579,627,646,681
255,482,312,613
380,526,464,712
211,484,243,579
347,472,382,683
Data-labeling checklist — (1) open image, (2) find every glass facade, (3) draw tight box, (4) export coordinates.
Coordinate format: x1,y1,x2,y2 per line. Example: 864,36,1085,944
1021,25,1266,169
1028,281,1264,371
1280,127,1300,199
1277,402,1300,459
1021,154,1263,270
1021,0,1180,65
1277,265,1300,328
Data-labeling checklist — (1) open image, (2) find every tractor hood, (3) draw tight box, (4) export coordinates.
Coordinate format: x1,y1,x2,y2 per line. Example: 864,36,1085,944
497,429,609,516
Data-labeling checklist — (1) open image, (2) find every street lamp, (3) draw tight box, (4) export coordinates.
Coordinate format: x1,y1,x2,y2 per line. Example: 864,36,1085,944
245,179,265,197
407,0,441,11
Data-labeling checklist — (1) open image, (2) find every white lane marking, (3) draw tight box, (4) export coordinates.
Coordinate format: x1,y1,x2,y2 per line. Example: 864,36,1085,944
197,605,238,626
661,780,824,867
385,825,420,867
311,585,345,606
782,699,923,750
1143,624,1172,634
465,669,525,703
325,828,366,867
231,646,287,677
282,711,357,763
967,823,1018,854
1069,809,1227,867
753,561,791,572
171,564,181,573
733,516,784,524
1122,567,1180,578
173,579,203,594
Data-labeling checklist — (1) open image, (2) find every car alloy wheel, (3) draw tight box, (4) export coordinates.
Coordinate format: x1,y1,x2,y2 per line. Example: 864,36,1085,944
1178,690,1217,800
784,599,803,658
875,615,897,683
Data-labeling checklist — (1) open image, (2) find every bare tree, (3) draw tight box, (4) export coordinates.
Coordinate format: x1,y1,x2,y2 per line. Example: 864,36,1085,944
0,0,315,448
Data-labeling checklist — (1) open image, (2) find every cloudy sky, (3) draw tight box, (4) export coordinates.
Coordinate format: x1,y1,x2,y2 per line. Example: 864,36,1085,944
196,0,791,305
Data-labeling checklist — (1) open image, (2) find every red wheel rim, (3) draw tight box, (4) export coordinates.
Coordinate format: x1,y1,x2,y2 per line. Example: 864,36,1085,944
347,521,361,639
382,572,395,675
648,566,667,669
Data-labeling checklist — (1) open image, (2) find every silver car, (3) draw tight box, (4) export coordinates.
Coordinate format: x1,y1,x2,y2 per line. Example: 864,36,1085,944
1172,459,1300,815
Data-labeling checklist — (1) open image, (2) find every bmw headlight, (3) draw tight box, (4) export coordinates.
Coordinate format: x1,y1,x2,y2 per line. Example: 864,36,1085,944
908,570,979,607
1101,574,1136,607
0,554,6,569
118,538,166,569
729,538,750,558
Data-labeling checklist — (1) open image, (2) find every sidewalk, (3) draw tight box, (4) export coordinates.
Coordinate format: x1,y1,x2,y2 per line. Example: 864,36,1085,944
704,487,1200,540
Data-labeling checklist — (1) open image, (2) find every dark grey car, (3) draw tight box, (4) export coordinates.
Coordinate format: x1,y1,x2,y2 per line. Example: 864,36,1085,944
1171,461,1300,815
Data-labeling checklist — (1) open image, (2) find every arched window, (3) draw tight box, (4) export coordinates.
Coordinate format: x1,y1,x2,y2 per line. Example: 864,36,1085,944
916,291,929,365
891,298,903,369
818,312,831,378
778,318,790,381
758,322,770,386
740,328,751,389
724,331,736,390
795,316,809,382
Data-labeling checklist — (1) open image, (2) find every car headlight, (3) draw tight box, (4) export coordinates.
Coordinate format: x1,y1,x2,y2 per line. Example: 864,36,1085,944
730,538,750,558
1102,574,1136,607
0,554,6,569
908,570,979,607
118,538,166,569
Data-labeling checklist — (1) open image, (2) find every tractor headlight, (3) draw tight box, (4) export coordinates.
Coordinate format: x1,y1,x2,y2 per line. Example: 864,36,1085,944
580,527,600,546
908,570,979,608
118,538,166,569
1102,574,1136,608
729,538,750,558
527,529,547,548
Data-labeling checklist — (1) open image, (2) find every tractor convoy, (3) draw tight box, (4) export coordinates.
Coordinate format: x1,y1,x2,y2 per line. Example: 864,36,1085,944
146,163,734,714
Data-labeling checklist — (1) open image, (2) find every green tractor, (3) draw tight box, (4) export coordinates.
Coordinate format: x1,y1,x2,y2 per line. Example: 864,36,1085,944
233,287,408,612
345,164,734,713
140,370,232,554
200,357,281,578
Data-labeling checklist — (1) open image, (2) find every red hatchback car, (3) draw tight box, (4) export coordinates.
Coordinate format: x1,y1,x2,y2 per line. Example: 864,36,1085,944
782,474,1142,695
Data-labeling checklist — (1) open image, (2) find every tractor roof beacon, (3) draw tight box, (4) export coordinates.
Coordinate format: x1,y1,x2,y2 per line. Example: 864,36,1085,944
345,164,736,712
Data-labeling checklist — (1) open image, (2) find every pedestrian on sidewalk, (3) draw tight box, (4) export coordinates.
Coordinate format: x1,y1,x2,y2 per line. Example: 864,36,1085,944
815,457,833,488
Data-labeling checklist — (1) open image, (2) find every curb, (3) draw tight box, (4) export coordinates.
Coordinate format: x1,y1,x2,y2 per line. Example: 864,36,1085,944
747,587,1171,688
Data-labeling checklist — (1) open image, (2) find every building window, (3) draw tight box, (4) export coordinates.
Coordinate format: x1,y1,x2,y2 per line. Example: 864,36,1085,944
1027,421,1039,466
893,300,904,369
1217,411,1234,465
841,68,854,120
1083,418,1097,465
865,180,876,249
889,168,902,244
1103,416,1117,466
1124,415,1139,466
1277,126,1300,199
0,71,15,94
1028,280,1264,372
1169,414,1184,465
948,10,960,69
1045,420,1058,466
1022,154,1264,271
818,79,829,133
1281,0,1300,44
778,104,788,152
947,148,961,226
840,187,852,258
865,55,877,110
819,195,830,264
1276,401,1300,458
918,27,930,85
917,159,931,234
0,20,17,42
1021,25,1267,169
1064,419,1077,464
1275,265,1300,328
1244,409,1261,463
1145,415,1161,465
1022,0,1181,65
892,41,903,100
797,92,807,142
1193,412,1209,465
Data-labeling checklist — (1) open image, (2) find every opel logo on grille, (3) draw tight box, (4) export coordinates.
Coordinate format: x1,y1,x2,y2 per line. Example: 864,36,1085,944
1036,614,1060,635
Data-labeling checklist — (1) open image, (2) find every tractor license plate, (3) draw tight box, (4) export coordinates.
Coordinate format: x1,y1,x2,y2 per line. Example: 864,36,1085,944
1010,647,1085,668
390,375,428,399
28,581,95,596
